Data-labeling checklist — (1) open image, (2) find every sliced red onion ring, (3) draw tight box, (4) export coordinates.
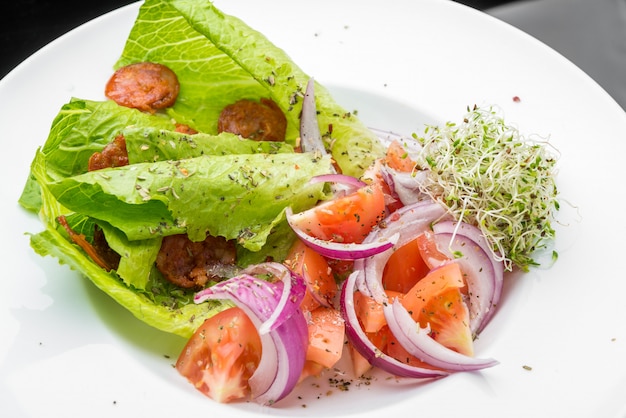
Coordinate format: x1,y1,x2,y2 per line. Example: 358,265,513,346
240,262,302,334
368,127,422,152
308,173,366,189
380,165,430,206
431,232,496,334
285,206,399,260
340,270,449,379
308,173,366,198
194,263,308,406
383,298,498,372
355,200,449,303
300,78,327,156
432,221,504,333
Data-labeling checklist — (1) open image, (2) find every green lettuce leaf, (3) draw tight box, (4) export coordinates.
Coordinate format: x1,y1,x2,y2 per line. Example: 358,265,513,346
21,0,386,337
42,99,176,181
123,126,295,163
46,152,331,248
116,0,385,177
29,226,224,337
114,0,271,137
99,221,162,291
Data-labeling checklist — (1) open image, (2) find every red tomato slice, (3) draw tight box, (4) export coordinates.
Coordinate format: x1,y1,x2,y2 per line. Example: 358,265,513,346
385,329,442,370
401,262,474,356
354,289,403,333
383,238,431,293
284,238,337,312
176,307,262,403
305,306,345,368
349,326,391,378
384,140,416,173
361,158,404,214
289,183,386,244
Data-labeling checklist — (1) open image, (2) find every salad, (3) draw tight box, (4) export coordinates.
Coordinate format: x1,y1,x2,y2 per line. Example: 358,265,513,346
18,0,559,408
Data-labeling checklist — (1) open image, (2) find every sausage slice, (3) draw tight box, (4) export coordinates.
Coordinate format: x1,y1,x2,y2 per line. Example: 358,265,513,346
218,98,287,142
105,62,180,113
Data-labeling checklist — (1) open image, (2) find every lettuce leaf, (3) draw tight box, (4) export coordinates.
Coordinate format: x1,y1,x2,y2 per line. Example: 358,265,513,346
117,0,385,177
46,152,331,247
21,0,385,337
42,99,176,181
29,226,224,337
123,127,295,163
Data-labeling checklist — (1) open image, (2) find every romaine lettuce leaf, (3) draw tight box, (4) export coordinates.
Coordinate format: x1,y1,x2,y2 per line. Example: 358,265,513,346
45,152,331,248
116,0,385,177
114,0,272,138
123,127,295,163
21,0,386,337
19,99,177,212
99,220,162,291
29,226,224,337
42,99,176,181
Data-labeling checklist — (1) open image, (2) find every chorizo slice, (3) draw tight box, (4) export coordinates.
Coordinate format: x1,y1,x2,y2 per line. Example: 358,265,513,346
105,62,180,113
174,123,198,135
217,98,287,142
88,134,129,171
156,234,237,289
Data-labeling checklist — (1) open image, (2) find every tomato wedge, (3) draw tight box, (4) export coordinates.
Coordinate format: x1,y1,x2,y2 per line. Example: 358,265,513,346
284,238,337,312
288,183,386,244
305,306,345,368
383,238,431,293
401,262,473,356
300,306,346,381
384,139,416,172
354,289,403,333
176,307,262,403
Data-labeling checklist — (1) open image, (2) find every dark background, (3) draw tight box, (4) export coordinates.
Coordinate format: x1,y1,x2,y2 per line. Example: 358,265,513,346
0,0,516,80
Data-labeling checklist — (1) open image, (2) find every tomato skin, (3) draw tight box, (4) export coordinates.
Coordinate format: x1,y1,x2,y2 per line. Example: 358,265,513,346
290,183,386,244
176,307,262,403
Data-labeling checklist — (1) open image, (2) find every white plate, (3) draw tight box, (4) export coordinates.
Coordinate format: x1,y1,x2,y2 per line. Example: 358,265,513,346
1,1,625,417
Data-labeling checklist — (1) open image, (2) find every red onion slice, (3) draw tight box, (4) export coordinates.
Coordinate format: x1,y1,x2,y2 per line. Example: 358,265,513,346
240,262,302,334
285,206,399,260
432,221,504,333
380,165,430,206
300,78,327,156
194,264,308,406
309,173,366,198
356,200,449,303
340,270,449,379
383,297,499,372
308,173,366,189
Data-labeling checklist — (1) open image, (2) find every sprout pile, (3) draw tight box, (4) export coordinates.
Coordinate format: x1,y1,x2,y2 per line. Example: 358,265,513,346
412,105,559,271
